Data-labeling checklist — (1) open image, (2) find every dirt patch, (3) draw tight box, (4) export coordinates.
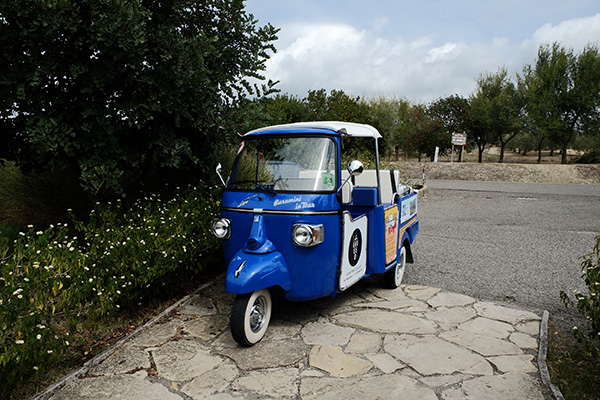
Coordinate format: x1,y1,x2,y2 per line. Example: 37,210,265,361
391,162,600,185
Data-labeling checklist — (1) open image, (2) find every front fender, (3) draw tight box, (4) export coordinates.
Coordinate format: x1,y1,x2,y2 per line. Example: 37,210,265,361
225,250,293,294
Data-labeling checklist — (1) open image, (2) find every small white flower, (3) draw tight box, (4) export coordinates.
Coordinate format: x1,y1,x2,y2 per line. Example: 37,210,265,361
37,334,41,340
47,350,53,354
15,340,24,345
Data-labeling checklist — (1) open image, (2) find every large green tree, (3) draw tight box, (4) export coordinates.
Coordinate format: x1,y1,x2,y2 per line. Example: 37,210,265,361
0,0,278,199
428,95,470,161
520,43,600,164
304,89,368,122
404,104,443,162
365,96,411,160
471,68,523,163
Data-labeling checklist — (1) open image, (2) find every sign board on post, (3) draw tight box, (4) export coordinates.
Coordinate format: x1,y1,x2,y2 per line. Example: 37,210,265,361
451,132,467,146
451,132,467,162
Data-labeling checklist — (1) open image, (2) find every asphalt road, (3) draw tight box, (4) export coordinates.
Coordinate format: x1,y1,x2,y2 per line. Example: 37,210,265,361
404,180,600,327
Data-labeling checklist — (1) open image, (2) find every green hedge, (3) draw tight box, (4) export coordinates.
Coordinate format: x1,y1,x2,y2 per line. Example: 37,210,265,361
0,185,221,396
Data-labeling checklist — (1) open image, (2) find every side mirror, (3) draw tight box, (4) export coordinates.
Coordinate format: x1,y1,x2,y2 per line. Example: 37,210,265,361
338,160,364,196
348,160,364,177
216,163,226,187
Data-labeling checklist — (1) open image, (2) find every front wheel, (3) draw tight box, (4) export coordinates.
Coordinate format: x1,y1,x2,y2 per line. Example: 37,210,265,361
230,289,272,346
384,246,406,289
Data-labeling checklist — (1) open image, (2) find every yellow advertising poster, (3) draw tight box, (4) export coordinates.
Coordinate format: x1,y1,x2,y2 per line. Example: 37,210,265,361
384,205,399,265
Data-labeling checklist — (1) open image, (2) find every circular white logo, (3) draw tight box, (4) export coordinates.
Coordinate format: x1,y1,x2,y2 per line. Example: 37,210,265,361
348,229,362,267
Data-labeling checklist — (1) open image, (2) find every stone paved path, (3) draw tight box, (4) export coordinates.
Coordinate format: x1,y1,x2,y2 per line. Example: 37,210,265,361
43,276,550,399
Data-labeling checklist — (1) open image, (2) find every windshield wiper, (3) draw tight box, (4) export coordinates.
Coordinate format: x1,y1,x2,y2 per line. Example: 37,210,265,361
254,183,277,193
255,177,286,193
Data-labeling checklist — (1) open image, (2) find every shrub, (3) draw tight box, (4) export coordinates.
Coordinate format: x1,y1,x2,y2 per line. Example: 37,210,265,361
561,233,600,359
0,184,221,396
0,222,21,256
0,161,87,227
575,150,600,164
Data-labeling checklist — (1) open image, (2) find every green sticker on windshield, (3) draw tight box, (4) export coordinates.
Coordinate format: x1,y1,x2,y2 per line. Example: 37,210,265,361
322,172,334,188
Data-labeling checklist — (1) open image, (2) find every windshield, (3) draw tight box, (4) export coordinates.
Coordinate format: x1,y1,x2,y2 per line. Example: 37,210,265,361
230,136,337,193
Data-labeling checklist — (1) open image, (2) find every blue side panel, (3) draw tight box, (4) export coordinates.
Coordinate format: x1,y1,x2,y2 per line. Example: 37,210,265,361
343,205,387,275
407,220,419,243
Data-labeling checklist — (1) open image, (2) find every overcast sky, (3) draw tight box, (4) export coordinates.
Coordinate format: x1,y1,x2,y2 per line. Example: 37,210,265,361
245,1,600,103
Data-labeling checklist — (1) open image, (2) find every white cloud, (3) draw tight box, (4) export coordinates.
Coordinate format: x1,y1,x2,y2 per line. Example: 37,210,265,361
426,42,467,63
261,13,600,103
265,22,490,102
532,13,600,48
513,13,600,76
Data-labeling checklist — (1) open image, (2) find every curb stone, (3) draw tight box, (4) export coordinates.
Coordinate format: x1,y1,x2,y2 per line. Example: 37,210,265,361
538,310,566,400
32,277,220,400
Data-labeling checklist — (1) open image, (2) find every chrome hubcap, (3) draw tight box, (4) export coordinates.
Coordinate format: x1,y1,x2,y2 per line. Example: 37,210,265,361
249,296,267,333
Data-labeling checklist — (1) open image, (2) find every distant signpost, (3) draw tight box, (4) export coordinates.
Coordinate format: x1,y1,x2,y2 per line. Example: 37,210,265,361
451,132,467,162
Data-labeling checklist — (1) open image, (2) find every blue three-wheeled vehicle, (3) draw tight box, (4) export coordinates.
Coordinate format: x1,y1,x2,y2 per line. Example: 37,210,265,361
211,122,419,346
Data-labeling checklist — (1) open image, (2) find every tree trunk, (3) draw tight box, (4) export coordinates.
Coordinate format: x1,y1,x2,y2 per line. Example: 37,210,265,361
561,144,568,164
498,142,506,163
536,137,545,164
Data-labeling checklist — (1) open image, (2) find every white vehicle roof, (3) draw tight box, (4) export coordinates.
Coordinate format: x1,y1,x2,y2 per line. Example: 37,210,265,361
245,121,382,139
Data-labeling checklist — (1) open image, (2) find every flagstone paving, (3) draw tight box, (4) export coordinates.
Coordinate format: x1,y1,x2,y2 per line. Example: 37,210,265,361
41,276,550,399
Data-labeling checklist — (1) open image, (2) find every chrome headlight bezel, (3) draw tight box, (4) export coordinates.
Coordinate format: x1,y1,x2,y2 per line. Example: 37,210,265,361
292,223,324,247
211,218,231,239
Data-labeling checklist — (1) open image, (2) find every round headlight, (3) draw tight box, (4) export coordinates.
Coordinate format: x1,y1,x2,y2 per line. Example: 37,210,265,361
211,218,231,239
292,224,313,247
292,224,324,247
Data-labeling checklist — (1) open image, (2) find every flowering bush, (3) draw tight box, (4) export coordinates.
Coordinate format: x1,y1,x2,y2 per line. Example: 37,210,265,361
0,185,221,396
561,233,600,359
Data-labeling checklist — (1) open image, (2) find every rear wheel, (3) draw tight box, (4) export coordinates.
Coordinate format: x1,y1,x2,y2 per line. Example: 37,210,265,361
385,246,406,289
230,289,272,346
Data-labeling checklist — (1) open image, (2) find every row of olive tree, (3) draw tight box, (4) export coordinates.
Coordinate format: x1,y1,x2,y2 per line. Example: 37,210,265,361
219,42,600,166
